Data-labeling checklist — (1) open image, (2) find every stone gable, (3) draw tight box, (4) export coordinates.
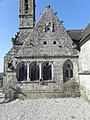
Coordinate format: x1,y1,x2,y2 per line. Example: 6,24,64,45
16,6,78,58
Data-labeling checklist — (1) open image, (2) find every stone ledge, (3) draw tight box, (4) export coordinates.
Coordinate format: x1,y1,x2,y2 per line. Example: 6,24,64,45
79,72,90,75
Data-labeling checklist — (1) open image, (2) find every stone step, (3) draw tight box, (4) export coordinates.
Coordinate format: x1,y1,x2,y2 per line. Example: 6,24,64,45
0,93,4,98
0,89,2,92
0,88,4,98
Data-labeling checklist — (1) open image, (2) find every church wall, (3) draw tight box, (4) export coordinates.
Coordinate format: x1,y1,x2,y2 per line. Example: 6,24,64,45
79,39,90,72
79,39,90,100
3,57,79,99
79,74,90,100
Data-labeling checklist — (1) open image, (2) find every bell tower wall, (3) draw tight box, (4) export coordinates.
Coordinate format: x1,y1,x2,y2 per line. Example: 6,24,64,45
19,0,35,29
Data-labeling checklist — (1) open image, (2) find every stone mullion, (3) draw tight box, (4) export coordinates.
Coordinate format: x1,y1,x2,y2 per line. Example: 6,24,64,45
27,62,30,81
39,62,42,80
51,61,54,80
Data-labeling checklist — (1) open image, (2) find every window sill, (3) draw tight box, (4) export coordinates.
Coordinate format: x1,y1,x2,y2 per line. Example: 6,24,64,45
17,80,56,84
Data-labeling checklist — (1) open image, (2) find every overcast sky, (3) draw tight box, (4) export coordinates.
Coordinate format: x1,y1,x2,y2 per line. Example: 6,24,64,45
0,0,90,72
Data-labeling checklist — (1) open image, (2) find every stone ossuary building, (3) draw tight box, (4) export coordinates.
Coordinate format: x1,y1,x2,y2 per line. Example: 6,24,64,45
3,0,90,99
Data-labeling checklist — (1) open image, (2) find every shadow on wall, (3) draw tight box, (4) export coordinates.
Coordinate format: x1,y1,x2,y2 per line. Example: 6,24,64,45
4,85,27,102
62,78,81,97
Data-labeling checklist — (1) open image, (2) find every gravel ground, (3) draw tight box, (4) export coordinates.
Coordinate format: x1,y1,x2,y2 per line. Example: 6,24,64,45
0,98,90,120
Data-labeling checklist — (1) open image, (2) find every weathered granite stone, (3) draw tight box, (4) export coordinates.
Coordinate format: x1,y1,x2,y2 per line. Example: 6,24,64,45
3,0,80,99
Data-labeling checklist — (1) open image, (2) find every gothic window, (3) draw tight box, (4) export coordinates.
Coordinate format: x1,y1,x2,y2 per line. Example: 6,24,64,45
30,62,39,81
42,62,52,80
16,62,27,81
63,60,73,83
25,0,28,13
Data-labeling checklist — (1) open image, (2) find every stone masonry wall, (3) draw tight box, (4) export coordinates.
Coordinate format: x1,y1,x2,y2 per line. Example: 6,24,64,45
3,57,80,99
79,39,90,101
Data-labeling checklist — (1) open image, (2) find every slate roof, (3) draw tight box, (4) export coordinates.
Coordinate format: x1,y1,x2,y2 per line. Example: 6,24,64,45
67,23,90,44
80,23,90,42
67,29,83,43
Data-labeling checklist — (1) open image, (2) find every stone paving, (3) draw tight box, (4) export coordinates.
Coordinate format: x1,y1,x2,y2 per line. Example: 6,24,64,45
0,98,90,120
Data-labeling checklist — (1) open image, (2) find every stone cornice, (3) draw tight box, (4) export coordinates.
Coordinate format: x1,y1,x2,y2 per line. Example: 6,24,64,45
15,55,79,59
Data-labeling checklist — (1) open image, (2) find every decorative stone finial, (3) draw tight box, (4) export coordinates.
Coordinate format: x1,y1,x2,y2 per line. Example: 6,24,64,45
46,5,51,8
55,12,57,15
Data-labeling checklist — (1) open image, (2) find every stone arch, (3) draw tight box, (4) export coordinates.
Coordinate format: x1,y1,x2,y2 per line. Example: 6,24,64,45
16,61,27,81
29,61,39,81
42,62,52,80
63,59,73,83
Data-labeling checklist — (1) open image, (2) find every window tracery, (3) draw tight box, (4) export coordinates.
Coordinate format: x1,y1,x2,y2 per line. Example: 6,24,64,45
63,60,73,83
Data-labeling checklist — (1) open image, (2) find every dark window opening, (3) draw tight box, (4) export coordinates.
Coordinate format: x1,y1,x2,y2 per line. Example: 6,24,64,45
53,41,56,44
30,62,39,81
25,0,28,13
66,70,69,77
52,22,55,32
16,62,27,81
8,62,12,68
42,62,52,80
43,41,47,45
46,63,49,66
49,22,51,26
45,27,50,32
59,45,62,48
47,27,50,31
70,69,73,78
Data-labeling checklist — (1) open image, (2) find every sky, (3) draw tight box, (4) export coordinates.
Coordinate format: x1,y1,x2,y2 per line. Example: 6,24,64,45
0,0,90,72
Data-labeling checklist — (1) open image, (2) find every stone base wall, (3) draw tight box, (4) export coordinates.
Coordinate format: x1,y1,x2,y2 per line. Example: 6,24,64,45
79,74,90,101
3,79,80,100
